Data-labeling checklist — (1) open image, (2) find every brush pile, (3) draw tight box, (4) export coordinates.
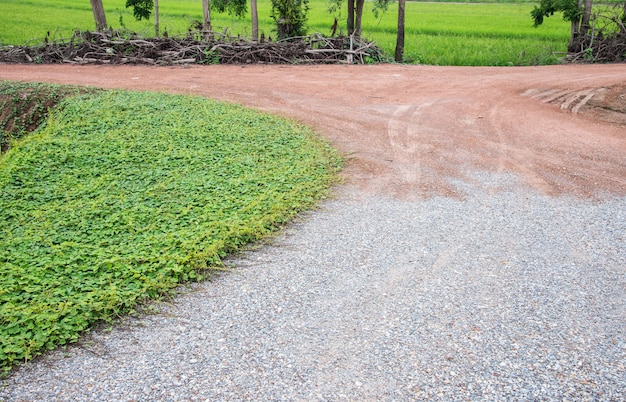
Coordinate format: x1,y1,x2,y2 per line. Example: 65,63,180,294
567,6,626,63
0,30,386,65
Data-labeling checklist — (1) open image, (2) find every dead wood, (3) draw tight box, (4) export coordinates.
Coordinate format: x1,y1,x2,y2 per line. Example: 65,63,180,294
0,30,386,65
566,6,626,63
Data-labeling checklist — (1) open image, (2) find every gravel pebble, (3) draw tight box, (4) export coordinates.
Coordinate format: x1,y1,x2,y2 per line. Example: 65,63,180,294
1,171,625,401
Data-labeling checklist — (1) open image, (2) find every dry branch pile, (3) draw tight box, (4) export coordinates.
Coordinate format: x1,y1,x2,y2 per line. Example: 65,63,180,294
0,30,386,65
567,7,626,63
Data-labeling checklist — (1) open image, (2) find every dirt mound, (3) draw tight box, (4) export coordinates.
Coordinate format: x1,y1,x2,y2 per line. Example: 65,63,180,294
584,85,626,126
0,82,92,152
522,85,626,126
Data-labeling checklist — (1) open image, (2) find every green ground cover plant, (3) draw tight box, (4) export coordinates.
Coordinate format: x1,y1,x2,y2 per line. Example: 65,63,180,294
0,86,342,374
0,0,572,65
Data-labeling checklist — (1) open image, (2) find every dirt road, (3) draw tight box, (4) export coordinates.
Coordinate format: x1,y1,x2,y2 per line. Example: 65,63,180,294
0,64,625,199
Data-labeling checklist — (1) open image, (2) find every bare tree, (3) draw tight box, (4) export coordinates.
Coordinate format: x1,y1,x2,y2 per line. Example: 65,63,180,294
347,0,354,34
347,0,365,38
154,0,159,36
251,0,259,41
90,0,108,31
354,0,364,39
202,0,212,32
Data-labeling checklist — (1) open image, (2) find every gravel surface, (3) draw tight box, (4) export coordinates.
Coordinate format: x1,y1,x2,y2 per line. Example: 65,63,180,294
1,171,625,401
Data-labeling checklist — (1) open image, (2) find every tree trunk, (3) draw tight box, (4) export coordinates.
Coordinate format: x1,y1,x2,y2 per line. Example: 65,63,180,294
395,0,405,62
202,0,211,32
347,0,355,35
90,0,108,31
568,20,577,51
154,0,160,36
579,0,593,38
354,0,364,39
568,0,584,52
251,0,259,42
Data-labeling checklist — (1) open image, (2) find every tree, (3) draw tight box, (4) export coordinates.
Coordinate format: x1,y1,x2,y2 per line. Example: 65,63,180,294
345,0,391,39
212,0,252,40
212,0,247,20
207,0,258,42
126,0,152,20
395,0,405,62
90,0,108,31
271,0,309,39
531,0,594,52
125,0,160,36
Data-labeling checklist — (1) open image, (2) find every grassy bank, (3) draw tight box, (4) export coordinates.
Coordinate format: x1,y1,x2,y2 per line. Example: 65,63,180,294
0,82,97,152
0,82,342,374
0,0,571,65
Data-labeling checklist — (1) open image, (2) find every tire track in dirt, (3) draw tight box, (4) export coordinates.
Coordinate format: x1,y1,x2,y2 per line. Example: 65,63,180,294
387,104,423,193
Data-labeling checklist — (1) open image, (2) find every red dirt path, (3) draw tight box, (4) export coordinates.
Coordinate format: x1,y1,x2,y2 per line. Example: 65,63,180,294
1,64,624,200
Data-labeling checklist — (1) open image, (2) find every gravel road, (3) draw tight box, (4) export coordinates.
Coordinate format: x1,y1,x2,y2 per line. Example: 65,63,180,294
1,172,625,400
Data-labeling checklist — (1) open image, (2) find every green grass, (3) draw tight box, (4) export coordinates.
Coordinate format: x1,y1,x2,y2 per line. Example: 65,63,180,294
0,83,342,374
0,0,573,65
0,0,272,44
345,2,570,65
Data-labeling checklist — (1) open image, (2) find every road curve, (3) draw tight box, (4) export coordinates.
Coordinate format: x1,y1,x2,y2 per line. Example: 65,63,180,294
1,63,625,199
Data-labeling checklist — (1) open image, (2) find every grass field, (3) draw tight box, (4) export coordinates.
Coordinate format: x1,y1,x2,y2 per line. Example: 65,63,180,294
0,0,573,65
0,81,341,374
